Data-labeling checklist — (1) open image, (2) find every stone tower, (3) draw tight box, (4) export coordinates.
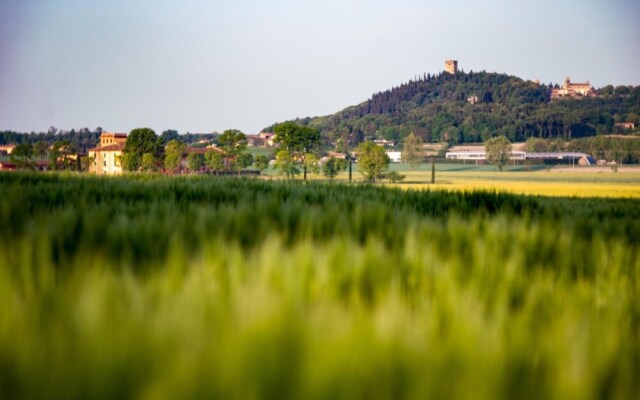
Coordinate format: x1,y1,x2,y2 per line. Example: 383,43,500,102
445,59,458,74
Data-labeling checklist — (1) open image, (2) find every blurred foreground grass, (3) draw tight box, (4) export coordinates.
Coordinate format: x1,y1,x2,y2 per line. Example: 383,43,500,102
0,173,638,399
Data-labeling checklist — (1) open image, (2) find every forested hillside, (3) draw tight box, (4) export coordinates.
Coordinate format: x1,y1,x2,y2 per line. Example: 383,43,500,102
270,71,640,146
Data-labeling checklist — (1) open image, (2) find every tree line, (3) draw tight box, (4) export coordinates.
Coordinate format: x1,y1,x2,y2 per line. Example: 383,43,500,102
0,127,102,153
0,128,219,154
111,128,258,174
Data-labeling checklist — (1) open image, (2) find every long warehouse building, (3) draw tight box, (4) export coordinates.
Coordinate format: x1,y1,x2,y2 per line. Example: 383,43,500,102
445,151,596,165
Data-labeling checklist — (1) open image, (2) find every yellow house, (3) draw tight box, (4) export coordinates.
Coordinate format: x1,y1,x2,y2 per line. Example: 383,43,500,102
88,133,128,174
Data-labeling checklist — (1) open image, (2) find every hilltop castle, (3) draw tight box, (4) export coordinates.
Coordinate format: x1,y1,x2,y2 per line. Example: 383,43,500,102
551,77,596,100
445,59,458,74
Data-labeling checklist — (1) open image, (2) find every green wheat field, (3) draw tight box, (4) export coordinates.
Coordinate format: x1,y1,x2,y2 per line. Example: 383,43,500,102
1,173,639,399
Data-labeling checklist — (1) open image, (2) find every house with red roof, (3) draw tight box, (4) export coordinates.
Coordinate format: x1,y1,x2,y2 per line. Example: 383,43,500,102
87,133,128,174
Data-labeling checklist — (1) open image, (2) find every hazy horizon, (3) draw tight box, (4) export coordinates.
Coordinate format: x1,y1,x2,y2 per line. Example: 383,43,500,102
1,0,639,135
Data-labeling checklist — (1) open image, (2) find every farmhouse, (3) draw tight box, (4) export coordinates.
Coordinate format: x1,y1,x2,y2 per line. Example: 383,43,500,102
87,133,128,174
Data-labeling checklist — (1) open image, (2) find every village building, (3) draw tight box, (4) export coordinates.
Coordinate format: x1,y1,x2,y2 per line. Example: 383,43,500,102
259,132,276,147
247,132,276,147
246,135,265,147
0,145,16,155
373,139,395,147
87,133,127,174
551,77,596,100
324,151,347,160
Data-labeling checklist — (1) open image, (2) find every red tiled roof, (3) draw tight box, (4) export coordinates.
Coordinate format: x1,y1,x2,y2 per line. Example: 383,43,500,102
88,144,124,152
0,160,51,169
185,146,224,154
101,133,128,138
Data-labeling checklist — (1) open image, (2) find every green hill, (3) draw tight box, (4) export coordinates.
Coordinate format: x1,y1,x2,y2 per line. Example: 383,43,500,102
266,70,640,146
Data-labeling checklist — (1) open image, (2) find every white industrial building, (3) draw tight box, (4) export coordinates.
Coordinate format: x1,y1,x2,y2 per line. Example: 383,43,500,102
445,151,595,165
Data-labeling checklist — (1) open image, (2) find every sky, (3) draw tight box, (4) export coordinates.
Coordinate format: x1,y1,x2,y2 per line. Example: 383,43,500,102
1,0,639,135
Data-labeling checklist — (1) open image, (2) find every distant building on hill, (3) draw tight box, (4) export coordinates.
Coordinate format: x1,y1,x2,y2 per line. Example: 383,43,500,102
551,77,596,100
260,132,276,147
0,145,15,155
246,132,276,148
88,133,128,174
373,139,395,147
614,122,635,131
445,59,458,74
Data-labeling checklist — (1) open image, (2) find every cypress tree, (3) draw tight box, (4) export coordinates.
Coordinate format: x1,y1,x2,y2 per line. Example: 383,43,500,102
431,157,436,184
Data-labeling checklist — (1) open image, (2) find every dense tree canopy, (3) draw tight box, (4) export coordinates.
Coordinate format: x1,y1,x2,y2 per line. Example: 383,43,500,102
186,152,204,173
322,157,347,180
218,129,248,156
274,122,321,154
140,153,158,172
274,122,321,180
485,136,512,171
274,149,298,178
160,130,180,143
205,151,224,172
402,132,424,166
10,143,35,170
48,140,77,171
567,136,640,164
356,141,389,182
254,155,269,172
123,128,164,172
164,140,186,173
218,129,251,173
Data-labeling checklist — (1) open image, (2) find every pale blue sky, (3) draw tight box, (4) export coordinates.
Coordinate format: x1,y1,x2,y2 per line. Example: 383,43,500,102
1,0,638,134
